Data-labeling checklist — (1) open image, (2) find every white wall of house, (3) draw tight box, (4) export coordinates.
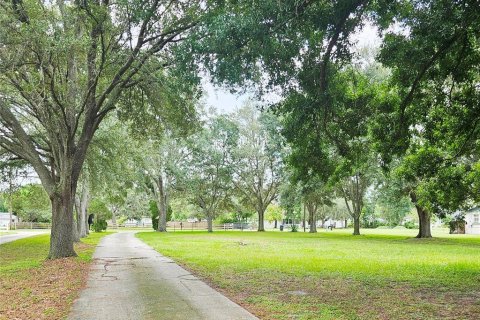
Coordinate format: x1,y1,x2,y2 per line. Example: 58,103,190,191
122,217,152,227
324,219,346,229
465,208,480,235
0,212,18,228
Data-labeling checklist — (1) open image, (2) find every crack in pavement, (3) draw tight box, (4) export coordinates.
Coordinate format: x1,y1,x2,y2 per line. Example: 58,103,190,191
69,232,258,320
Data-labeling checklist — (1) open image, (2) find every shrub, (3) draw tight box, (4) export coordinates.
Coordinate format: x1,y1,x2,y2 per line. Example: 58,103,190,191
150,201,158,231
150,201,172,231
290,224,298,232
216,213,236,224
403,220,416,229
117,215,128,226
93,219,107,232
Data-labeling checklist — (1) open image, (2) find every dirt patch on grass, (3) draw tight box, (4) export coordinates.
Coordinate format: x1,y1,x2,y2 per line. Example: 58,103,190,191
0,242,94,320
184,268,480,320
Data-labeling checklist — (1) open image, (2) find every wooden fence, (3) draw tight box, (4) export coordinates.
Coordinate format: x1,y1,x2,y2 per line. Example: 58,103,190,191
166,221,253,231
9,221,252,231
13,222,52,229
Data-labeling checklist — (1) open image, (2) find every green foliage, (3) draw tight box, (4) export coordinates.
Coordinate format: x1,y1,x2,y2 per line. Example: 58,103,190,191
231,105,285,221
265,204,283,223
0,197,7,212
182,114,240,221
117,215,128,226
150,201,172,230
11,184,51,222
403,221,416,229
0,0,215,258
88,199,111,221
150,200,159,231
375,176,413,227
188,0,480,235
361,199,383,229
92,219,107,232
216,214,236,224
372,0,480,214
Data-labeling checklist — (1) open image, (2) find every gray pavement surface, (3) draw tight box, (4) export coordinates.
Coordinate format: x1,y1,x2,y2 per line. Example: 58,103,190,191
0,230,49,245
69,232,258,320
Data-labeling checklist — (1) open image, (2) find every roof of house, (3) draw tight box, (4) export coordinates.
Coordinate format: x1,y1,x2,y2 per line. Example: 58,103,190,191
465,207,480,214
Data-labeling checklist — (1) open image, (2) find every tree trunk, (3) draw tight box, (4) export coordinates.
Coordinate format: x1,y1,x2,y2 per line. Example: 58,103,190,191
155,175,167,232
79,207,87,237
48,191,77,259
415,205,432,238
75,189,88,238
410,191,432,238
111,209,117,229
274,220,277,229
207,215,213,232
303,204,306,232
8,170,13,230
308,209,317,233
353,216,360,235
79,186,88,237
257,208,265,231
85,213,90,235
72,217,80,242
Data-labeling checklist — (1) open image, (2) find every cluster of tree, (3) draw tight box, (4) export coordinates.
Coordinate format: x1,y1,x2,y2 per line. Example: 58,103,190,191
186,0,480,238
1,0,479,259
133,104,285,232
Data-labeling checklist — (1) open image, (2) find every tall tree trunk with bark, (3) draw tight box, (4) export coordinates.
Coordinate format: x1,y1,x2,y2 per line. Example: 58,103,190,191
49,188,77,259
75,185,88,238
72,217,80,242
257,207,265,231
353,216,360,235
410,191,432,238
111,209,117,229
415,205,432,238
207,214,213,232
341,173,365,236
85,214,90,235
307,203,317,233
8,169,13,230
154,175,167,232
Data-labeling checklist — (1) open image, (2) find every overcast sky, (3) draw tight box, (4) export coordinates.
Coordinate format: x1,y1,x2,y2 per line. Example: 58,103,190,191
203,23,380,114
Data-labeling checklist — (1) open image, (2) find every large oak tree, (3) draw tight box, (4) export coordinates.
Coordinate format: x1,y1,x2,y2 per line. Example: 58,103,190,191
0,0,213,258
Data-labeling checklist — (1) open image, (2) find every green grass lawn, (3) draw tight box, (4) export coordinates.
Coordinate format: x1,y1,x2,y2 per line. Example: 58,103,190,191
0,232,111,320
137,228,480,320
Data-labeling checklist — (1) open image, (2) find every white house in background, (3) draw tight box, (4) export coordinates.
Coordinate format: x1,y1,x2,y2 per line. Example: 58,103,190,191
465,207,480,235
123,217,152,227
324,218,347,229
0,212,19,229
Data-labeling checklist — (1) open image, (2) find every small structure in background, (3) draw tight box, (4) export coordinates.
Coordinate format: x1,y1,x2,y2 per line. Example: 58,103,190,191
121,217,153,228
465,207,480,235
449,214,466,234
324,218,347,229
0,212,18,229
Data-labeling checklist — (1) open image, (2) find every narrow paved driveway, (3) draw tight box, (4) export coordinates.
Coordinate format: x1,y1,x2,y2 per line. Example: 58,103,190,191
69,232,258,320
0,230,49,245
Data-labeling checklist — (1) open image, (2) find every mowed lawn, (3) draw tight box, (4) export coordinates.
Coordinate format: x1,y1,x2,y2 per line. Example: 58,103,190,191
138,229,480,320
0,232,110,320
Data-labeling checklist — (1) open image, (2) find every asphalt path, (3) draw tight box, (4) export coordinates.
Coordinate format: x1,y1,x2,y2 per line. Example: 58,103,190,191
69,232,258,320
0,230,49,245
